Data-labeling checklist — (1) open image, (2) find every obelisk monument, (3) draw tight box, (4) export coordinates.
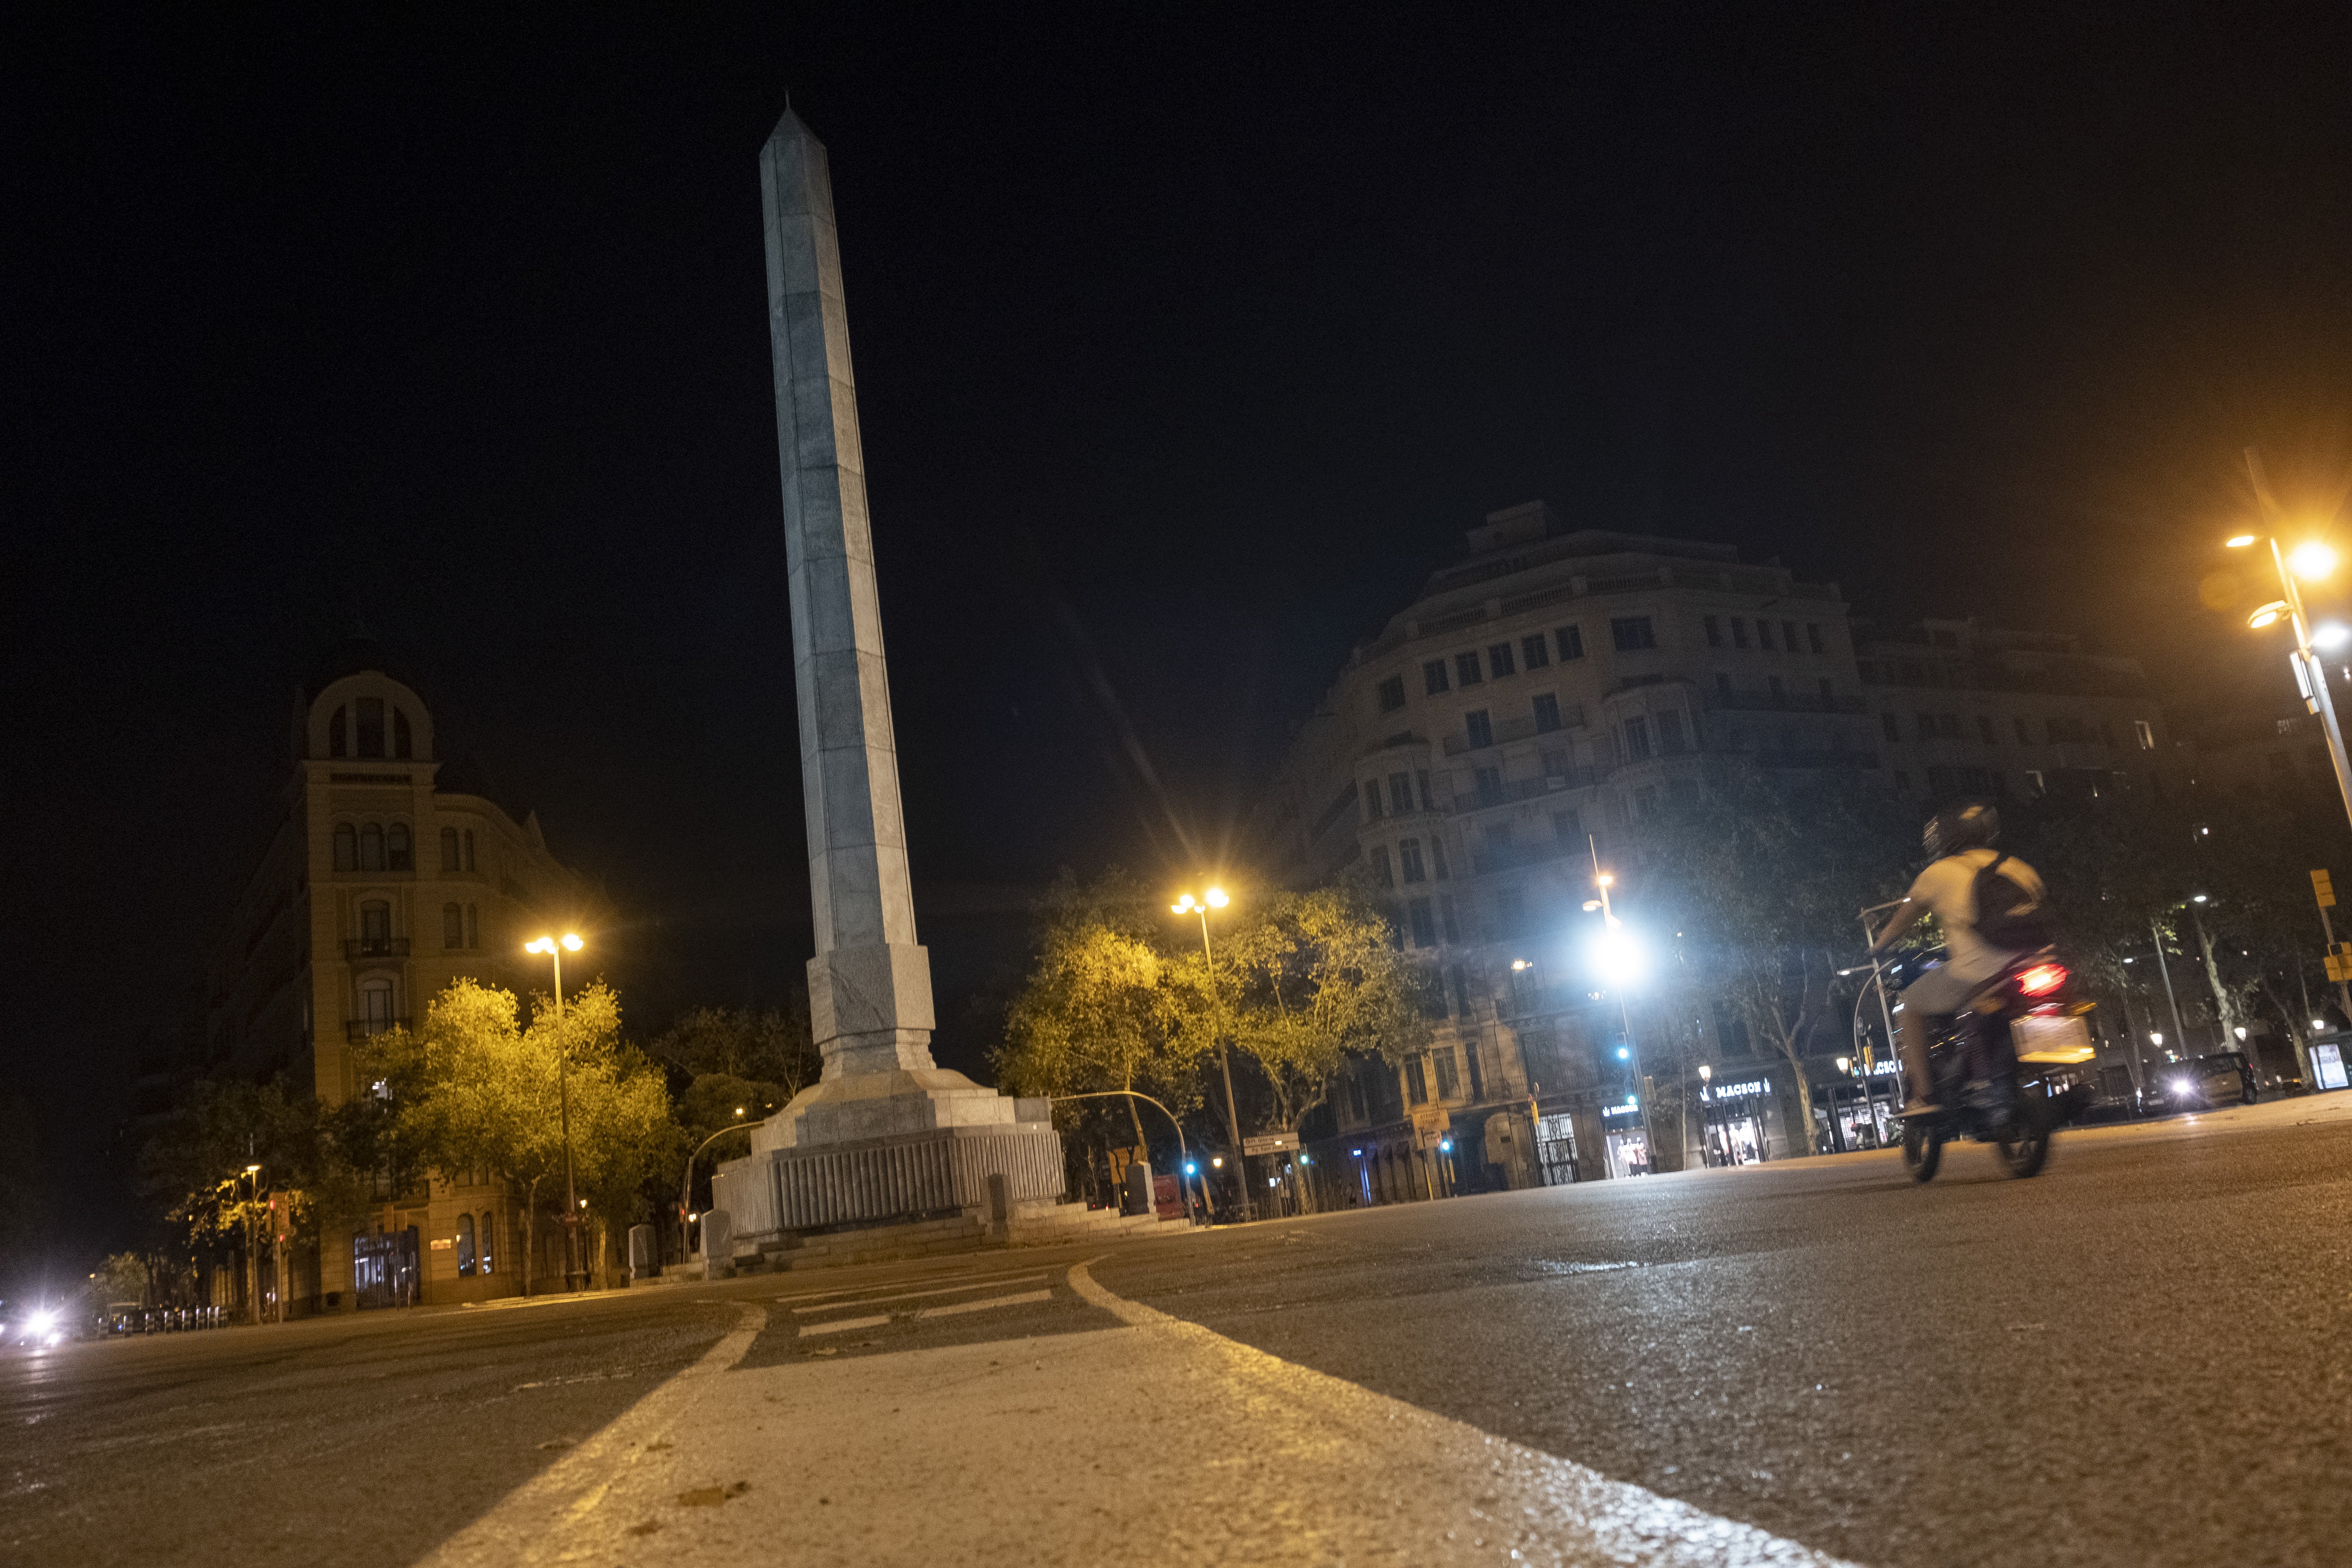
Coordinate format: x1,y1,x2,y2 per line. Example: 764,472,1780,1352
716,109,1062,1240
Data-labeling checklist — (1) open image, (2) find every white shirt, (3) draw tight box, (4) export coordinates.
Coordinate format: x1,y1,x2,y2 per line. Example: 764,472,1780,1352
1902,848,2046,984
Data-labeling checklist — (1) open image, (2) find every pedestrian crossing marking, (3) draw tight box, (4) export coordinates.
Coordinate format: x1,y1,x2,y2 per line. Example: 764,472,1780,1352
914,1289,1053,1320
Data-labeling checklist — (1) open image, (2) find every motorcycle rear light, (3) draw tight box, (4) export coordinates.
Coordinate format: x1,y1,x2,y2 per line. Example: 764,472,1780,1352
2017,962,2067,997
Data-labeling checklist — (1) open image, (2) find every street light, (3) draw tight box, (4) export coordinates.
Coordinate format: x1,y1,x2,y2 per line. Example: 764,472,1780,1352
526,932,588,1291
1584,841,1654,1174
1173,886,1251,1222
241,1161,263,1326
680,1107,752,1263
2230,448,2352,838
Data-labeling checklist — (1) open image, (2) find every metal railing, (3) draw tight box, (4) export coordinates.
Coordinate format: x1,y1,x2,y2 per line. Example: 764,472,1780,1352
342,937,410,959
345,1018,411,1042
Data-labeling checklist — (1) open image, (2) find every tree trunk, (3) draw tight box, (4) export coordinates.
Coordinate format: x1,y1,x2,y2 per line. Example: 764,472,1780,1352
2194,920,2247,1045
521,1174,542,1298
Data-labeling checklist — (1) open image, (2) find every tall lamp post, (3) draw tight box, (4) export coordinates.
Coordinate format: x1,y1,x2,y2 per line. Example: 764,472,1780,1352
525,933,586,1291
1583,842,1654,1174
2231,449,2352,836
240,1160,262,1326
1173,887,1250,1223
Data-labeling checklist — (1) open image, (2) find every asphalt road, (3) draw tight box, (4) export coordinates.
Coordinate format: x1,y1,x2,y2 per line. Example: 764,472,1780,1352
7,1096,2349,1567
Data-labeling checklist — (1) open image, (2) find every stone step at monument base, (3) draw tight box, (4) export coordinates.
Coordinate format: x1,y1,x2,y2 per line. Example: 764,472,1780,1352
727,1202,1185,1275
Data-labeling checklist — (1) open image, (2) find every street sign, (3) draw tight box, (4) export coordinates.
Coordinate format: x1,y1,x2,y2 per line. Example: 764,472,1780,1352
1410,1104,1452,1137
2328,942,2352,983
2314,869,2336,908
1241,1131,1297,1156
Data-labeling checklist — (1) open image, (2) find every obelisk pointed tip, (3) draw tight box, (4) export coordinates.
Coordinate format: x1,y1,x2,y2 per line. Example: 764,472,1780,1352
766,99,821,152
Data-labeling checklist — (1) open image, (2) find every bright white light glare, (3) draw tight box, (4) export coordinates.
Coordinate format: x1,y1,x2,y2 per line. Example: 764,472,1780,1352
560,933,583,952
27,1308,56,1334
2291,541,2338,580
2316,624,2350,650
1615,1046,1630,1060
1592,928,1646,988
2151,1032,2165,1046
1205,887,1229,908
2225,534,2257,548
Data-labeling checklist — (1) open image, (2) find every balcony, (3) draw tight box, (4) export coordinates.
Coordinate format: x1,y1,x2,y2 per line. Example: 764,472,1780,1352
1452,766,1613,813
342,937,411,960
1442,707,1587,756
345,1018,411,1042
1703,690,1866,715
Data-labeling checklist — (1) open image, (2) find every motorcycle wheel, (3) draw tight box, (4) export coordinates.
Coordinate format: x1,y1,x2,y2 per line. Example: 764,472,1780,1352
1902,1119,1942,1183
1994,1114,2050,1179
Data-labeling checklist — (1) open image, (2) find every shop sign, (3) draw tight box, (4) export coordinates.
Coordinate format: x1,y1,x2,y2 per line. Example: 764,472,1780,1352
1701,1078,1771,1101
2316,1042,2349,1092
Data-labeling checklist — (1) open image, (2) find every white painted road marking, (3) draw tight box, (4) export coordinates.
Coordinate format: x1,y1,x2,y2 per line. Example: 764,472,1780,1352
789,1272,1047,1313
913,1288,1052,1319
796,1314,891,1338
414,1262,1856,1566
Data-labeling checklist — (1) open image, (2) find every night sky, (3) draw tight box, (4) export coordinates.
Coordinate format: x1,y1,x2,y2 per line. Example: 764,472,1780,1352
8,5,2352,1247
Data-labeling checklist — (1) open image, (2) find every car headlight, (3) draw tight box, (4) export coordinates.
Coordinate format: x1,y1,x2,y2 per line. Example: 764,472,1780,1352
2170,1077,2192,1095
26,1308,55,1335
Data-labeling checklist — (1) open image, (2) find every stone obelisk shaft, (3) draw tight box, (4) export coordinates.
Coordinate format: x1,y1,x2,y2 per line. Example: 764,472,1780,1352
760,110,936,1077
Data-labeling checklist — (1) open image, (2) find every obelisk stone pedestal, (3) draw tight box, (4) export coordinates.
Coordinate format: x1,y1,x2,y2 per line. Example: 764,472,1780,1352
711,107,1061,1242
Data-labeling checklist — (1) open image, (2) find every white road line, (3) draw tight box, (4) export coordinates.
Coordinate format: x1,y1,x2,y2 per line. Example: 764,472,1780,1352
767,1265,1059,1307
913,1288,1052,1319
409,1301,766,1568
791,1273,1047,1314
798,1314,891,1338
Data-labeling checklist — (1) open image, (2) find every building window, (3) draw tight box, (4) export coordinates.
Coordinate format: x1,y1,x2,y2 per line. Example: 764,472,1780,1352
1389,773,1413,815
2135,719,2155,750
1657,710,1686,754
1430,836,1450,879
2014,716,2032,745
1893,769,1912,792
1371,845,1393,889
1551,808,1581,845
1782,620,1799,652
360,978,394,1032
1456,652,1484,686
387,823,412,871
1431,1046,1460,1101
1521,634,1550,670
1928,765,1957,797
478,1213,495,1274
1881,712,1901,742
328,706,348,758
2047,716,2092,744
334,823,358,872
1363,780,1384,821
360,823,386,871
1377,675,1406,712
1416,769,1435,811
466,904,478,949
1466,710,1494,749
1487,643,1516,679
1915,712,1936,742
456,1212,476,1277
1423,659,1450,696
393,708,413,759
1624,716,1652,760
2024,769,2046,795
1610,617,1657,652
1556,625,1585,661
443,903,464,949
1731,617,1750,649
1807,623,1825,654
356,697,386,758
1400,839,1427,883
1756,620,1775,652
1405,1058,1429,1106
1533,693,1561,733
1634,783,1659,816
462,830,476,871
1704,615,1722,647
360,900,391,943
1407,897,1436,948
440,827,460,871
1474,766,1503,806
1439,896,1460,944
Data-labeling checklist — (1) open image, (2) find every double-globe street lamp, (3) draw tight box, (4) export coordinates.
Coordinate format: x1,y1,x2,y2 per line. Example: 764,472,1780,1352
1172,887,1251,1223
1581,846,1655,1174
525,932,587,1291
2231,447,2352,837
680,1107,751,1265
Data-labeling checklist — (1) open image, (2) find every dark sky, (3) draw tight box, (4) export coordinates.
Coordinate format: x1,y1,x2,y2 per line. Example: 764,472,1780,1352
8,4,2352,1245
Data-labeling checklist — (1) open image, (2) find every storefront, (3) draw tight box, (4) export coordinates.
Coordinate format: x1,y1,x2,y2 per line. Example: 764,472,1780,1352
1600,1098,1650,1177
1534,1110,1582,1185
1698,1073,1773,1165
1817,1059,1901,1152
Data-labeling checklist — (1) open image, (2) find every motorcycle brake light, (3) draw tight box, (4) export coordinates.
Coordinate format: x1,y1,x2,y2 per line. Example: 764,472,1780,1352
2017,962,2067,997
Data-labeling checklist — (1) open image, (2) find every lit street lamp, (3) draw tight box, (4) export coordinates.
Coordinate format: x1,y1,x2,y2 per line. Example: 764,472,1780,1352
241,1160,263,1326
1584,844,1654,1174
1173,887,1251,1222
680,1107,751,1263
525,932,587,1291
2230,449,2352,837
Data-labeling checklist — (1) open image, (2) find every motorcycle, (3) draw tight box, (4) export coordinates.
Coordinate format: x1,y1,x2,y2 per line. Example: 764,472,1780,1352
1871,946,2099,1182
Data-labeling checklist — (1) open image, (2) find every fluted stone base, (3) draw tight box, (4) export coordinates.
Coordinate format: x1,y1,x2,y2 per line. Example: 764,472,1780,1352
712,1120,1065,1240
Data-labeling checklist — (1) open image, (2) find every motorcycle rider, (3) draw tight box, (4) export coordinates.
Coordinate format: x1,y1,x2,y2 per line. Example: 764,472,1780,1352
1867,802,2048,1117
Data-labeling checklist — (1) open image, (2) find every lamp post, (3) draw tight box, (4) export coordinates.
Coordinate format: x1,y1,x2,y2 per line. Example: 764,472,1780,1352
241,1160,262,1326
525,933,586,1291
1173,887,1250,1222
2147,919,2191,1058
680,1107,751,1263
1584,840,1654,1175
2231,449,2352,837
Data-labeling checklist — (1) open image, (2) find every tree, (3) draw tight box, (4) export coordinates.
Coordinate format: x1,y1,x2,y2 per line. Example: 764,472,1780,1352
650,1002,815,1150
992,869,1211,1156
137,1076,326,1310
1220,884,1432,1153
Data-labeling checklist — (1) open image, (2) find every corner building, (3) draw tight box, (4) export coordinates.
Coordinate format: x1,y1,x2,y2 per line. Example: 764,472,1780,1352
206,644,592,1309
1269,504,2165,1194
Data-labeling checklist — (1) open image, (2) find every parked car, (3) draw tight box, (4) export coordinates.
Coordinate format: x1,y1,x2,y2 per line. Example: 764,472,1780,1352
2151,1052,2257,1111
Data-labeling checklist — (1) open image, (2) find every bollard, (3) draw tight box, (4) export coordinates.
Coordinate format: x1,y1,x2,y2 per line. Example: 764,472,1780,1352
1124,1159,1153,1217
985,1171,1012,1237
701,1209,733,1280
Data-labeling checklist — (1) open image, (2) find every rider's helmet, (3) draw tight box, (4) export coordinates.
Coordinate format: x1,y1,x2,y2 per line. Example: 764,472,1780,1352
1923,800,2000,859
